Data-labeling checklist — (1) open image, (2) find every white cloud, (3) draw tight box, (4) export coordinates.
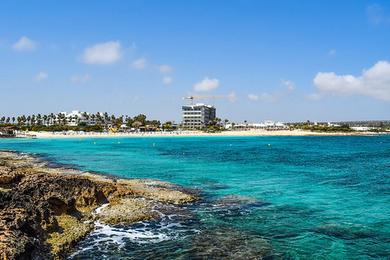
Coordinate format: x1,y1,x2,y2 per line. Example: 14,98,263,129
82,41,121,64
193,77,219,92
313,60,390,101
281,79,295,90
162,76,173,85
132,58,147,70
12,36,37,51
158,64,173,74
34,71,48,82
248,94,259,101
70,74,91,84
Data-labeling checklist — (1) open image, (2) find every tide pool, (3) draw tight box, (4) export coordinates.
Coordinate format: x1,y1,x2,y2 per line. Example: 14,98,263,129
0,136,389,258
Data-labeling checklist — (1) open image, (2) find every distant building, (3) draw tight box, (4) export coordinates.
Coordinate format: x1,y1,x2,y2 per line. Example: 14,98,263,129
232,120,287,130
182,103,216,129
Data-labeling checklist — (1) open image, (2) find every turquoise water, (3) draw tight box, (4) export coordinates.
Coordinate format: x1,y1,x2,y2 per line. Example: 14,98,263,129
1,136,389,259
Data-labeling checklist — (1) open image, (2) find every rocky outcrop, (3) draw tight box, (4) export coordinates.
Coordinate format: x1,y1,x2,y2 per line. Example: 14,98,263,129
0,151,197,259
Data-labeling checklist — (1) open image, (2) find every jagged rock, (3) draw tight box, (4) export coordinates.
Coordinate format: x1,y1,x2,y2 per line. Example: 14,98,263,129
0,151,197,259
97,198,157,225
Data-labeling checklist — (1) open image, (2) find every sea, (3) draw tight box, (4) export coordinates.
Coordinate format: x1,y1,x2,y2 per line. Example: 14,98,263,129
0,135,389,259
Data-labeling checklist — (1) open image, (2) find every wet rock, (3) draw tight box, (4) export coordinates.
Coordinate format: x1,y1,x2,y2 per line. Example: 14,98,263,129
47,215,94,257
0,151,197,259
98,198,157,225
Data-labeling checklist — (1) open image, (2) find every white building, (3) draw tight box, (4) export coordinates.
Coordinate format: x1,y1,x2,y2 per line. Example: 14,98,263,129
182,103,216,129
48,110,92,126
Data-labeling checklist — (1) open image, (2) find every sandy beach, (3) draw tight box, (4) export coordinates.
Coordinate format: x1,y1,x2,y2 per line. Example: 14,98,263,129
19,129,382,139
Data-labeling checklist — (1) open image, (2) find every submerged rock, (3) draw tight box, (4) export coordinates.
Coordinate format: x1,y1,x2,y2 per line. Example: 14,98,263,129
215,195,263,206
187,226,274,259
0,151,197,259
313,223,376,240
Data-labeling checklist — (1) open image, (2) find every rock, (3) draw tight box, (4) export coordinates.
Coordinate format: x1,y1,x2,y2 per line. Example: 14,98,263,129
0,151,197,259
0,166,22,185
47,215,94,257
97,198,157,225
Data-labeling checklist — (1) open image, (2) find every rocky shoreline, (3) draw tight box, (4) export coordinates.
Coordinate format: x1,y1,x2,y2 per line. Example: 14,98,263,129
0,151,197,259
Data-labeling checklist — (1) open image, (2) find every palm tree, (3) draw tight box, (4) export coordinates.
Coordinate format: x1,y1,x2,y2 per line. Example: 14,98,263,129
37,114,42,125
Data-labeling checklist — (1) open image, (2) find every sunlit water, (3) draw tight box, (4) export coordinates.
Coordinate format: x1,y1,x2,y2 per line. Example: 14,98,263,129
1,136,389,259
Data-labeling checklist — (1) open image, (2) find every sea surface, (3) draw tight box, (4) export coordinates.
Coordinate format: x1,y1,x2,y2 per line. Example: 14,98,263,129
0,136,389,259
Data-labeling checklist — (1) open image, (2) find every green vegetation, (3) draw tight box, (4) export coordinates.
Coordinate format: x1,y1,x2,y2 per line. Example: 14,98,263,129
0,112,162,132
292,123,354,132
204,117,224,132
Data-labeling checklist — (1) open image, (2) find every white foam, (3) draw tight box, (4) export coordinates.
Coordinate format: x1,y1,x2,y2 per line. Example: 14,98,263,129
71,206,199,257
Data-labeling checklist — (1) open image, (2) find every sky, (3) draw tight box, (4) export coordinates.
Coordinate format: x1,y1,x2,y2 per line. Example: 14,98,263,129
0,0,390,123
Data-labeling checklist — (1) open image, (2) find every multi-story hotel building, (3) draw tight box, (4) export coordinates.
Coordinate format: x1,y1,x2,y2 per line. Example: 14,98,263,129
182,103,216,129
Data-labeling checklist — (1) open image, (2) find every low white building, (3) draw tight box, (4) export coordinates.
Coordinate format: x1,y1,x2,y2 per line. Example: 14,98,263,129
231,120,287,130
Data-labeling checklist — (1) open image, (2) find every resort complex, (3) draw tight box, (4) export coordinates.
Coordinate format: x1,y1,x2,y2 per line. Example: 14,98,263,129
0,106,389,138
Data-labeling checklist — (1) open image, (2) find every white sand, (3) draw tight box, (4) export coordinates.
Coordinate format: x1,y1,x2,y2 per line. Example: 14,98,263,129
19,129,378,139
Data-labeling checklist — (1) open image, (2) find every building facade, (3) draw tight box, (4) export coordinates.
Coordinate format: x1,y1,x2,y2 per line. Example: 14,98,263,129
182,103,216,129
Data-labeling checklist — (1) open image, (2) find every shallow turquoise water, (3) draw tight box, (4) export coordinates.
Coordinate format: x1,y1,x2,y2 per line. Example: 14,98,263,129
1,136,389,258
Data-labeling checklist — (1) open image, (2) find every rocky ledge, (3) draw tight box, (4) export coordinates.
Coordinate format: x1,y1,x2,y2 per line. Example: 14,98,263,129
0,151,197,259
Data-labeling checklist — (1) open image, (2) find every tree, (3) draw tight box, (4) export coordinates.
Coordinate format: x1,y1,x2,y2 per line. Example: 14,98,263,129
132,121,143,129
133,114,146,126
162,121,173,131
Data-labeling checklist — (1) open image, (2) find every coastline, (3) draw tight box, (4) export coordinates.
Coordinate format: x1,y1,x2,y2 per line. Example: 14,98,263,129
0,150,197,259
18,129,384,139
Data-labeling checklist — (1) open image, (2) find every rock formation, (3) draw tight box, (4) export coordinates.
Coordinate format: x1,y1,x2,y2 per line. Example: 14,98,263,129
0,151,196,259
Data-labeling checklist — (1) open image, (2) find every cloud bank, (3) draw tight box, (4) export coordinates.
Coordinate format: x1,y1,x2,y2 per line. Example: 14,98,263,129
313,60,390,101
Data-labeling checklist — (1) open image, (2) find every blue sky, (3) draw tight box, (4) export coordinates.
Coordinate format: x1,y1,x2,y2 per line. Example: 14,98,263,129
1,0,389,122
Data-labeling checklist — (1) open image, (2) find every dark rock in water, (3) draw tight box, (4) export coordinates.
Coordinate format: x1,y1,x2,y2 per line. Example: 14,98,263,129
313,224,376,240
201,195,271,220
186,226,274,259
215,195,268,207
213,195,270,211
196,178,230,190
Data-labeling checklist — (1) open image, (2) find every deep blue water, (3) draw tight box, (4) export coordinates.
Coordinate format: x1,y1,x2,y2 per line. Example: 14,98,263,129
1,136,389,259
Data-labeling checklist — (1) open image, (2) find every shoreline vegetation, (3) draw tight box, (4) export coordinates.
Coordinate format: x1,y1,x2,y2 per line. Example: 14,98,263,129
0,151,197,259
1,112,389,139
